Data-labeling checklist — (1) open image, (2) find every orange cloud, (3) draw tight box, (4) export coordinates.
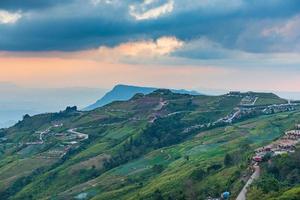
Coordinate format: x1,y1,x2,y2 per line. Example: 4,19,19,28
0,55,225,89
0,36,183,63
94,36,183,62
1,48,300,92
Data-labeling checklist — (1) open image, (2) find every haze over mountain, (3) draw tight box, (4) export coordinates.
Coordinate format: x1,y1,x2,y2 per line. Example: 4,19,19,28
2,81,300,129
0,83,200,128
0,83,105,128
84,84,201,111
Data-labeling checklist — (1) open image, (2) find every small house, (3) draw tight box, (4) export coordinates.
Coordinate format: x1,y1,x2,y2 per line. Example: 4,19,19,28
253,155,262,162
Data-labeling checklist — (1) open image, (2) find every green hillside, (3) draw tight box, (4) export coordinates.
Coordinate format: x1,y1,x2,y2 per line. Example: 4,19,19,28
247,147,300,200
0,90,299,200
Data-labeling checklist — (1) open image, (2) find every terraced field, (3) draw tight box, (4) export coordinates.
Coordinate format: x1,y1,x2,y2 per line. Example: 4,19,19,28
0,90,299,200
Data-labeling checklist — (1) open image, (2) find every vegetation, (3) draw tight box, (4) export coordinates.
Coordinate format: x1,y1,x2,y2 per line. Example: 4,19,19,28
247,149,300,200
0,90,298,200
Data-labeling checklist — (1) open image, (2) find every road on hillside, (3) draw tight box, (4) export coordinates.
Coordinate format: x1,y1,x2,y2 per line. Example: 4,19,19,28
224,109,241,123
236,165,260,200
68,128,89,140
251,97,258,106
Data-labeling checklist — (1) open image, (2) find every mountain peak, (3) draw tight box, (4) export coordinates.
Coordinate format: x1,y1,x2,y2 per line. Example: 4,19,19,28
84,84,201,111
152,89,173,95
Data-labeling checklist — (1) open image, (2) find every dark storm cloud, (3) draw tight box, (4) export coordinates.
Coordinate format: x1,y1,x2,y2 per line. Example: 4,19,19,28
0,0,74,11
0,0,300,53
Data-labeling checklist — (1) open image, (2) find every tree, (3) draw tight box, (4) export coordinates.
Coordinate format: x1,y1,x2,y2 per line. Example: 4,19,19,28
262,152,272,162
190,169,206,180
224,154,234,167
65,106,77,112
184,155,190,161
23,114,30,120
207,164,222,173
0,130,5,138
184,179,197,200
256,174,280,193
153,189,164,200
247,187,265,200
239,138,251,152
286,169,300,185
153,164,164,173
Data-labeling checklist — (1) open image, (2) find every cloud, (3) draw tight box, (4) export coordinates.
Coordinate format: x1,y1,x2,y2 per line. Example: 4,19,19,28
76,36,184,62
91,0,115,6
102,36,182,57
0,0,74,11
233,14,300,53
261,20,300,39
173,37,237,60
0,0,300,53
129,0,174,20
2,53,300,93
261,15,300,43
0,10,22,24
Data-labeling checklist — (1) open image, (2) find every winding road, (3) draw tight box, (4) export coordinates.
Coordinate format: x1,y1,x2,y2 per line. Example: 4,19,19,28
68,128,89,141
236,165,260,200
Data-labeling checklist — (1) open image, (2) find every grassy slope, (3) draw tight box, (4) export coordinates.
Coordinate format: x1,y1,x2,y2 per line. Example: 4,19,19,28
57,111,300,200
254,93,287,106
0,91,294,200
269,186,300,200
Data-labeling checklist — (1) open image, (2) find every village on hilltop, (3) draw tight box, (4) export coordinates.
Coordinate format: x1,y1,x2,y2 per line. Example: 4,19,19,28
253,124,300,162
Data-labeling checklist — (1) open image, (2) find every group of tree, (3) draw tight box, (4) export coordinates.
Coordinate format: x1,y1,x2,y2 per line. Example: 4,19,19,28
247,149,300,199
104,114,188,171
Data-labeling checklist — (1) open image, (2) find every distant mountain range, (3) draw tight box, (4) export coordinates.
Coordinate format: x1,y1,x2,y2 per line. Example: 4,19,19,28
84,84,201,110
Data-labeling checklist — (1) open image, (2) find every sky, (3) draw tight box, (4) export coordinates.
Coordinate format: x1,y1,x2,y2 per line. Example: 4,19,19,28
1,0,300,92
0,84,105,128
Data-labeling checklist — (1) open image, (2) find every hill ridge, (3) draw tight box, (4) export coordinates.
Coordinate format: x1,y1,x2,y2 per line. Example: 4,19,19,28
84,84,201,110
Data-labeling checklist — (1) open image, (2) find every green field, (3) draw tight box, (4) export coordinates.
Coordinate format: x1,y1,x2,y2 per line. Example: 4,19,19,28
0,90,299,200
